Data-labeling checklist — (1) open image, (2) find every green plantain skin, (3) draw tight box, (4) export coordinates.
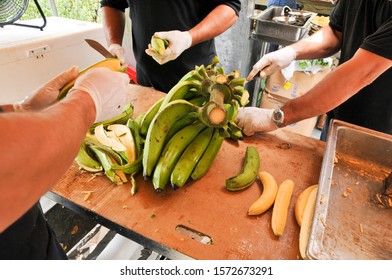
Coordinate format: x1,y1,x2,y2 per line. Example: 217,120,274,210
170,126,214,188
159,80,201,110
139,97,165,137
190,128,224,181
226,146,260,191
152,121,206,191
142,100,199,178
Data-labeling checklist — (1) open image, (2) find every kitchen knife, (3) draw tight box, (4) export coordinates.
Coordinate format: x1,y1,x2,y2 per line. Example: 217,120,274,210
85,39,115,58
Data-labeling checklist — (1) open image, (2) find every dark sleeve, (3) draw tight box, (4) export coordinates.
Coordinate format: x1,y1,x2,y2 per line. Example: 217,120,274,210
329,0,346,32
361,18,392,60
100,0,128,12
209,0,241,16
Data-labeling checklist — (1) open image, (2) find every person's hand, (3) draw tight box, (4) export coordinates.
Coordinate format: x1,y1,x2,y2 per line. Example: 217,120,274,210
13,66,79,111
235,107,278,136
108,43,127,67
69,68,131,123
247,46,296,81
145,31,192,65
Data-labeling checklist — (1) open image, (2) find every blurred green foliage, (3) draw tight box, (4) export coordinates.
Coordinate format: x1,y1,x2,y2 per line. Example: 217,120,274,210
21,0,102,23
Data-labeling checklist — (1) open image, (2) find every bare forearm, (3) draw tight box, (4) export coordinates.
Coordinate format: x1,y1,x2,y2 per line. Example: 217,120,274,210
189,5,238,46
0,92,95,232
282,49,392,126
291,26,342,60
102,6,126,46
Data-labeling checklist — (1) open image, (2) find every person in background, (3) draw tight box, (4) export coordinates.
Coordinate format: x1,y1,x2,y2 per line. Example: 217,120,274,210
0,67,132,259
100,0,241,93
236,0,392,139
267,0,297,9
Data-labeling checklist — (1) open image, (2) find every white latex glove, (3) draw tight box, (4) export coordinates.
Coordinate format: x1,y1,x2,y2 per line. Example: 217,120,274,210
235,107,278,136
145,31,192,65
69,68,131,123
108,43,127,67
13,66,79,111
247,46,297,81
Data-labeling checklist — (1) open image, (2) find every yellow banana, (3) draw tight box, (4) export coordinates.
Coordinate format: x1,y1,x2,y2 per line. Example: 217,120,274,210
152,121,206,191
190,128,224,181
142,100,199,178
139,97,165,136
248,171,278,215
295,184,318,226
271,179,295,236
299,187,318,260
170,126,214,188
226,146,260,191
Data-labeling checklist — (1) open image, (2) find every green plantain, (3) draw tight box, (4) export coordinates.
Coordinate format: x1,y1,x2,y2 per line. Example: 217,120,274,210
142,99,199,178
226,146,260,191
170,126,214,188
152,121,206,191
190,128,224,181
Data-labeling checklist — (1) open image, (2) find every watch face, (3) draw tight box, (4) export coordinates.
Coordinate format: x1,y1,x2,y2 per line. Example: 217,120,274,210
272,109,284,127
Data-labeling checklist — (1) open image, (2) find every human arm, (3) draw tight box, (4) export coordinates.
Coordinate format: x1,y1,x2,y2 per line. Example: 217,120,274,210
0,68,132,232
146,4,238,64
237,48,392,135
247,25,342,80
101,6,126,63
0,91,95,232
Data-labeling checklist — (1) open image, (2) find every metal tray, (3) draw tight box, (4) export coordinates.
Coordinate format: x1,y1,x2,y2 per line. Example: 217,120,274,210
307,120,392,259
253,6,317,45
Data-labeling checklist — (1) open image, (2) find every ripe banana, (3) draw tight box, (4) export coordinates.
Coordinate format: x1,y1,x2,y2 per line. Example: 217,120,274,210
170,126,214,188
75,143,103,172
152,121,206,191
151,35,169,55
142,99,199,178
295,184,318,226
190,128,224,181
248,171,278,215
299,187,318,260
160,80,201,110
226,146,260,191
271,179,295,236
139,97,164,137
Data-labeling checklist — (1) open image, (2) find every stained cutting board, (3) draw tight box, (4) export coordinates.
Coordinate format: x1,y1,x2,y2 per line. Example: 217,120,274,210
49,84,325,260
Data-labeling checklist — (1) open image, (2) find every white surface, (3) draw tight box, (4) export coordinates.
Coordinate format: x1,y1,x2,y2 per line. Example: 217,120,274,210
0,17,108,103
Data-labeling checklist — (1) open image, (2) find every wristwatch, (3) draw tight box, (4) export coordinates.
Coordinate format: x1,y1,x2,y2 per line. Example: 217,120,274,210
272,108,285,127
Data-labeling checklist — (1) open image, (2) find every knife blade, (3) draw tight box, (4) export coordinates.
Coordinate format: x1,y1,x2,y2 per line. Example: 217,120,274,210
85,39,115,58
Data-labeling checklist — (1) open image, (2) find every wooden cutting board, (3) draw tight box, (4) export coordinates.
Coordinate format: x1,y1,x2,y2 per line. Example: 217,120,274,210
49,84,325,260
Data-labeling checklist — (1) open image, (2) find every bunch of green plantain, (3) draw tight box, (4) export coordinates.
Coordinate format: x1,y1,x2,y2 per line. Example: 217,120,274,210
75,103,143,194
140,56,250,191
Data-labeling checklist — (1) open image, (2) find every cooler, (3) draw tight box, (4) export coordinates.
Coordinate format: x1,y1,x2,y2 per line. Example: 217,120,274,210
0,17,110,103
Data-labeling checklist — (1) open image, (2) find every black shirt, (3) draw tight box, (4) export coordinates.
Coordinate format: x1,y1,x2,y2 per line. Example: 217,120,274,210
0,203,67,260
100,0,241,93
328,0,392,135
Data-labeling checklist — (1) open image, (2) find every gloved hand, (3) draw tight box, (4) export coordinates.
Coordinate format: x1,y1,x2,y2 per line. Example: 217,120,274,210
69,68,131,123
108,43,127,67
235,107,278,136
145,31,192,65
247,46,296,81
13,66,79,111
